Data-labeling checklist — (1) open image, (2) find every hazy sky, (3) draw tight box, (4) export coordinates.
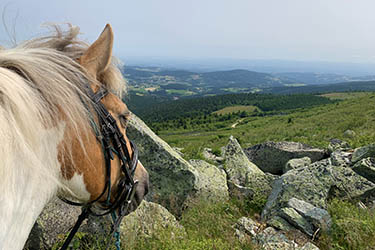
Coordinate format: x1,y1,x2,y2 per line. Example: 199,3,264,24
1,0,375,63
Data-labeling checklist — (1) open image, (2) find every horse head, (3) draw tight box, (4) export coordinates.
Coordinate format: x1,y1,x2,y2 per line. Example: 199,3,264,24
59,24,149,215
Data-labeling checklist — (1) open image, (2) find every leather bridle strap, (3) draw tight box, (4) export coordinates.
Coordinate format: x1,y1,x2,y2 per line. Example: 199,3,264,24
60,86,138,250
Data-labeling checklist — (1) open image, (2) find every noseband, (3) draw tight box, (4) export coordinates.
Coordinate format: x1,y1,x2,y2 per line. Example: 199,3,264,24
60,87,139,250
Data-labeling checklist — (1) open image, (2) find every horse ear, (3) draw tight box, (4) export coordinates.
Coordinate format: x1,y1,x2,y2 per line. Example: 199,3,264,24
79,24,114,78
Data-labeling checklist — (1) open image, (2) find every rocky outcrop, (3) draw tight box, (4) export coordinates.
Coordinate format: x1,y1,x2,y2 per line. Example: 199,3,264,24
127,114,201,212
262,158,375,236
245,141,326,175
189,159,229,201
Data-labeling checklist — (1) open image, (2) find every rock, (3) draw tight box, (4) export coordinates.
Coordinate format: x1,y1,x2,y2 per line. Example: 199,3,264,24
223,136,275,199
234,217,260,238
127,114,201,213
327,139,351,154
120,201,185,243
285,198,331,236
188,159,229,201
280,207,314,236
267,216,294,231
352,144,375,164
283,157,311,173
343,129,356,138
301,242,320,250
202,147,224,164
223,136,264,179
352,157,375,183
262,159,375,232
254,227,298,250
330,150,352,167
24,198,83,249
245,141,326,175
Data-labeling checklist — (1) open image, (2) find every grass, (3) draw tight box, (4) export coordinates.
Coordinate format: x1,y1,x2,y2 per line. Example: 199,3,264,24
213,105,259,115
159,92,375,159
166,89,196,96
319,199,375,250
52,199,259,250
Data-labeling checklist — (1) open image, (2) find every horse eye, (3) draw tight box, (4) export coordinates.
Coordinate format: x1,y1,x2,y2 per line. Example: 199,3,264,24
118,114,128,128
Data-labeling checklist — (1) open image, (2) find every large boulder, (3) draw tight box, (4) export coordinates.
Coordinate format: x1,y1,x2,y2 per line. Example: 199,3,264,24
120,201,185,244
223,136,275,199
245,141,327,175
262,158,375,235
188,159,229,201
127,114,201,213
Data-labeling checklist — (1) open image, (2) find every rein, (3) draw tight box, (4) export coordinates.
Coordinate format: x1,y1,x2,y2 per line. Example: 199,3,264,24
59,87,139,250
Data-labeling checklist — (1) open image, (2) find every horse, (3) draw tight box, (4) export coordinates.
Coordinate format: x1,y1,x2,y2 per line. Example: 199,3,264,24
0,24,149,250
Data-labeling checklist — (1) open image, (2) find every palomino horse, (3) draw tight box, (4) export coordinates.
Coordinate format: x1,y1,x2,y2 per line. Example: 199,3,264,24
0,24,149,249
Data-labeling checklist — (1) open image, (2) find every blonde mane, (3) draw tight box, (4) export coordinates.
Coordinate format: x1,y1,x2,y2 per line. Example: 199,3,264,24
0,24,126,194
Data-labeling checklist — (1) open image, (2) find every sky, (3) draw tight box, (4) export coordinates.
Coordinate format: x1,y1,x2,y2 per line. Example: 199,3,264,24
1,0,375,64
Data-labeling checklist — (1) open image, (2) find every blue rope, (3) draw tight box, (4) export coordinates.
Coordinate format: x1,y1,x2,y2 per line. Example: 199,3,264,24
111,212,121,250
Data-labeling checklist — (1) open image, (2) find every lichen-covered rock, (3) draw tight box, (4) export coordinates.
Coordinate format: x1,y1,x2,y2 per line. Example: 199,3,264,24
267,216,294,231
343,129,356,138
120,201,185,243
245,141,326,175
280,198,331,236
127,114,201,213
188,159,229,201
351,144,375,164
24,198,83,250
280,207,314,236
223,136,264,180
352,157,375,183
330,150,352,167
301,242,320,250
288,198,331,230
234,217,260,238
254,227,298,250
262,159,375,225
223,136,274,198
327,139,351,154
283,157,311,173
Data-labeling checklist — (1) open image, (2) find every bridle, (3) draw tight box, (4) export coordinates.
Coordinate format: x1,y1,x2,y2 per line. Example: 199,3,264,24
60,86,139,250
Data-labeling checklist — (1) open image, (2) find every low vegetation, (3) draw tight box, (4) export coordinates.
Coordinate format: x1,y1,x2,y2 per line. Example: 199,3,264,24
155,92,375,160
319,199,375,250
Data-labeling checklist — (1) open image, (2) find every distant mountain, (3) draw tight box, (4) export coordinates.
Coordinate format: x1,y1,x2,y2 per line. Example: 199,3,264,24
266,80,375,94
200,69,288,88
123,66,294,97
274,72,375,85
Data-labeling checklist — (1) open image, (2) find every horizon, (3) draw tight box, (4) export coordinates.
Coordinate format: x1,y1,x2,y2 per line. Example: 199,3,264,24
2,1,375,67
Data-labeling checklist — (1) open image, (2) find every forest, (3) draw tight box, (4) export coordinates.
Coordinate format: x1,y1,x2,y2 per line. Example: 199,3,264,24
125,92,335,132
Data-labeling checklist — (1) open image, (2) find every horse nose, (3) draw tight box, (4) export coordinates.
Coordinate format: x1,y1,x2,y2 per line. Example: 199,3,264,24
134,161,149,203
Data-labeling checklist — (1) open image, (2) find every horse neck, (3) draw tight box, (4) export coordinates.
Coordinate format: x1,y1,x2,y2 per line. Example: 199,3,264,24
0,121,66,250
